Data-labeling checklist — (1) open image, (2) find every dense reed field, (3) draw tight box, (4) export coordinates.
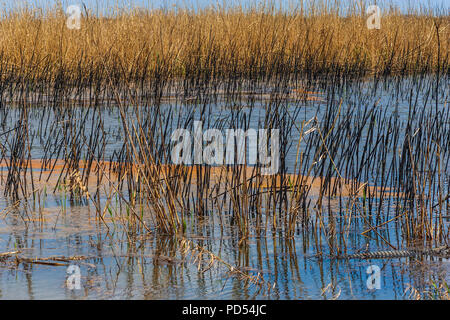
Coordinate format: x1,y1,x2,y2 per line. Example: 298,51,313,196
0,2,448,87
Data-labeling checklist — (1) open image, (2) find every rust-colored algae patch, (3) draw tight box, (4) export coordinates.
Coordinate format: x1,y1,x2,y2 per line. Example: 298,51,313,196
0,159,390,198
291,88,326,101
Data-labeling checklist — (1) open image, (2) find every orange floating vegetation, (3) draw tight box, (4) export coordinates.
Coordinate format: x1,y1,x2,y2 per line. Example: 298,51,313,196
0,158,391,199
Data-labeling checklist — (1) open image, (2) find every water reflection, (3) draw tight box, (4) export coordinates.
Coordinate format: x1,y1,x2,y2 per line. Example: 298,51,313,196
0,199,448,299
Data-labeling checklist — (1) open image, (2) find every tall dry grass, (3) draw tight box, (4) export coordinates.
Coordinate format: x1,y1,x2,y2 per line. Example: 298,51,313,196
0,2,448,86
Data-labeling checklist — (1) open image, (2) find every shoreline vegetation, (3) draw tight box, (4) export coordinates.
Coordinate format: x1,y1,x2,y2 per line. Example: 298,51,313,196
0,2,448,87
0,1,448,299
0,1,448,247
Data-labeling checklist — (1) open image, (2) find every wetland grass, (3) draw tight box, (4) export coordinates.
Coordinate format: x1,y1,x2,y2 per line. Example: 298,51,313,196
0,1,448,89
0,71,447,254
0,1,448,298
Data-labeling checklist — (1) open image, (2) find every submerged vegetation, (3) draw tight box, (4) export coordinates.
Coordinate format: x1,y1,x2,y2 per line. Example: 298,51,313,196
0,1,448,299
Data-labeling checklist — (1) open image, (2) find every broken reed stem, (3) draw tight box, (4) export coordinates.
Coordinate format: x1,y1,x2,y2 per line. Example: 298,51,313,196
178,237,275,294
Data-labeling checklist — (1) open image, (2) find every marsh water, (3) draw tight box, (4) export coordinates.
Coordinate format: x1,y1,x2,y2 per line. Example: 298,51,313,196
0,76,448,299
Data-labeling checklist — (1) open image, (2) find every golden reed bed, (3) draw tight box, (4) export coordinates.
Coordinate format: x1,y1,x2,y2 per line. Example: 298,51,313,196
0,3,448,84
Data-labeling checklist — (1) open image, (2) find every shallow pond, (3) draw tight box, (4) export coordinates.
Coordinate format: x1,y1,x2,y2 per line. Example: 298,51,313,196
0,76,448,299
